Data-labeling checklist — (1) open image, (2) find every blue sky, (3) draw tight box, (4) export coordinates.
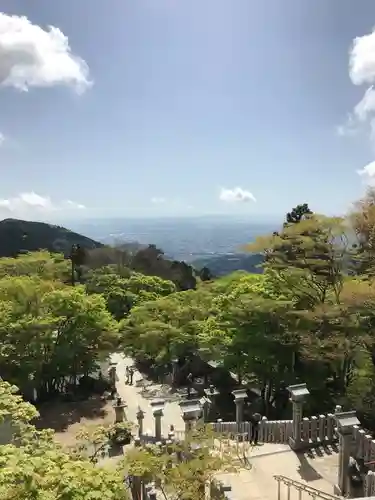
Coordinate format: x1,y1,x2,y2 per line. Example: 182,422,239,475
0,0,375,220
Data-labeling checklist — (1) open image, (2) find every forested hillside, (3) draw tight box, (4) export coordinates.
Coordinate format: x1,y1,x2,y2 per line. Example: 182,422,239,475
0,218,103,257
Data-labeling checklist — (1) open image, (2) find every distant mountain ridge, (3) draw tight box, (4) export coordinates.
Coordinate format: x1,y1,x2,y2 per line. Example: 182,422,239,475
0,218,103,257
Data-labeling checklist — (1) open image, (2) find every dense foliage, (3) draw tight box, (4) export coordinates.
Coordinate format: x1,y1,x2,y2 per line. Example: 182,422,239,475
2,190,375,496
118,193,375,425
0,380,128,499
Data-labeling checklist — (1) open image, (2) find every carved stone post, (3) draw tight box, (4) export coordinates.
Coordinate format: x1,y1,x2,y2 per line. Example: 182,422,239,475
150,399,165,441
136,407,145,437
203,385,219,422
334,411,360,497
113,397,127,423
288,383,310,450
179,399,202,433
232,388,248,428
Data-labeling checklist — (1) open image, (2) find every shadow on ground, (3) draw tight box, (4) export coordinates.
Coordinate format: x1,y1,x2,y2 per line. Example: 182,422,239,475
296,452,323,482
35,395,109,432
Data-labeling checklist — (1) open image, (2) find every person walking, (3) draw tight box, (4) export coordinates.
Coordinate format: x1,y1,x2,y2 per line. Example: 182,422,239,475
129,367,134,385
250,412,261,445
186,372,193,398
125,366,130,384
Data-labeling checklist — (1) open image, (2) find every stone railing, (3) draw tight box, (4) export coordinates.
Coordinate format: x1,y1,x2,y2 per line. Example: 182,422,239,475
211,418,293,444
209,413,338,447
298,414,338,449
352,425,375,468
274,475,341,500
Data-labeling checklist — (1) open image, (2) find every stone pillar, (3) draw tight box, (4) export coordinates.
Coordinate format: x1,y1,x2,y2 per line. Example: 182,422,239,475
200,397,210,423
232,388,248,427
150,399,165,441
287,383,310,450
203,385,219,422
154,410,163,441
113,397,126,423
136,407,145,437
334,411,360,497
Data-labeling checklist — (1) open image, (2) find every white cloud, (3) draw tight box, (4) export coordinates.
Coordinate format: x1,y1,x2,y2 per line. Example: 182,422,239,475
340,28,375,179
339,29,375,136
0,132,5,146
0,192,86,217
151,197,166,204
0,12,91,93
219,187,256,203
63,199,86,210
350,31,375,86
357,160,375,180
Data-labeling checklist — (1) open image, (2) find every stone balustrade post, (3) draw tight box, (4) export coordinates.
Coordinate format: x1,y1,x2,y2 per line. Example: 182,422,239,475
287,383,310,450
113,397,127,423
232,388,248,428
150,399,165,441
136,407,145,438
334,411,360,497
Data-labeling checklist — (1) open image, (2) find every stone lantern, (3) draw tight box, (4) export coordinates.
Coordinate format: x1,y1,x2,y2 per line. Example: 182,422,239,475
179,399,202,433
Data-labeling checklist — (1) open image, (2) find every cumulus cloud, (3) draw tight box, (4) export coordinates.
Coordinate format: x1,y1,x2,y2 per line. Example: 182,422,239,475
0,12,91,93
357,160,375,181
340,28,375,136
219,187,256,203
151,197,166,204
0,192,86,217
339,27,375,180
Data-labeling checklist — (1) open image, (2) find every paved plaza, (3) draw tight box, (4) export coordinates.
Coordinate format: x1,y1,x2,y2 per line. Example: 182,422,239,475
111,353,341,500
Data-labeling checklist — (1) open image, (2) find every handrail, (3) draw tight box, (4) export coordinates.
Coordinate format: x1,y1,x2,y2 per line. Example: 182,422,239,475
274,475,342,500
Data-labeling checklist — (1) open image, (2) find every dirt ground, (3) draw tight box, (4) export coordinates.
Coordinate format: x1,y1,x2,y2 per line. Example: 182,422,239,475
34,395,116,448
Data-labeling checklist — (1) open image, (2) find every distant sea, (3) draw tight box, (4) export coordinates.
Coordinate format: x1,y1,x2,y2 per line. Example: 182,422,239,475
66,215,279,262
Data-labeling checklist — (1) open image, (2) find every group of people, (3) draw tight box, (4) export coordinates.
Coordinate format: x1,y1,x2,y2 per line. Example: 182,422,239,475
125,366,135,385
